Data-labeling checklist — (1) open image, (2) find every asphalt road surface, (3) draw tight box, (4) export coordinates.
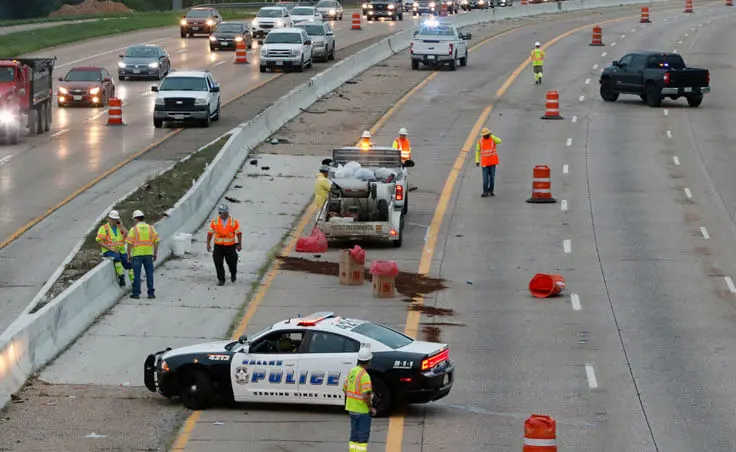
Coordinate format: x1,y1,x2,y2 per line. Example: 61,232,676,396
0,13,415,335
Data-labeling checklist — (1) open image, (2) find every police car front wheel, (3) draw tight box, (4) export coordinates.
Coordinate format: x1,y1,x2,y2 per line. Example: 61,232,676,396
180,368,214,410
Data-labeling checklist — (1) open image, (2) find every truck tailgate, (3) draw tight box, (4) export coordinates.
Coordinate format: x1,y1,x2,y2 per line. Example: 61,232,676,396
321,221,390,237
411,39,452,55
669,68,709,87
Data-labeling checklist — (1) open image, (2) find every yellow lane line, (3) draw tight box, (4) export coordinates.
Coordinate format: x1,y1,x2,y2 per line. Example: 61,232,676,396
0,73,281,252
383,6,690,450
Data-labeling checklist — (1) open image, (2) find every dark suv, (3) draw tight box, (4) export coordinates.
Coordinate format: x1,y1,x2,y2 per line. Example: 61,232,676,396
363,0,404,20
180,7,222,38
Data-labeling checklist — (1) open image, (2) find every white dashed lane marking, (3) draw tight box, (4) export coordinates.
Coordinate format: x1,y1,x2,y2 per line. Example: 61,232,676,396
586,365,599,389
572,115,578,123
673,156,680,165
563,239,571,254
700,226,710,239
685,188,693,200
563,164,569,174
726,277,736,294
585,78,590,84
566,138,572,146
561,199,568,211
578,95,585,102
571,293,581,311
666,130,672,138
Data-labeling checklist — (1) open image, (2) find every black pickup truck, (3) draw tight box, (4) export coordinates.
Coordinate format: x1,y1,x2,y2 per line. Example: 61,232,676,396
599,52,710,107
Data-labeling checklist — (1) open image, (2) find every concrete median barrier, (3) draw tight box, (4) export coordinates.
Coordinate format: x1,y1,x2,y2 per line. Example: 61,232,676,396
0,0,669,410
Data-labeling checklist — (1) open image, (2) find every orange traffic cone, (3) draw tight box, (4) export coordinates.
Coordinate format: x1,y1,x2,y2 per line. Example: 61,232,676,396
526,165,557,203
107,98,124,126
640,7,651,23
727,0,733,7
235,40,248,63
523,415,557,451
540,91,563,120
589,25,604,46
684,0,693,12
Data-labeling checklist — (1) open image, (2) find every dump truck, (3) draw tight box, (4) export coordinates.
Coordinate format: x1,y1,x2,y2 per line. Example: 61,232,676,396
0,58,56,145
318,146,415,248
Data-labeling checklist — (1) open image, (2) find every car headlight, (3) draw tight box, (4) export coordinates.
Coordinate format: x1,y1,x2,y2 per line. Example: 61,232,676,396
89,87,100,95
148,62,159,68
362,2,367,7
209,35,217,41
388,3,395,8
155,97,164,105
252,19,258,27
0,110,14,124
118,61,126,68
206,19,214,26
194,98,208,105
329,8,336,14
58,87,68,94
234,36,243,42
180,19,187,26
275,19,282,26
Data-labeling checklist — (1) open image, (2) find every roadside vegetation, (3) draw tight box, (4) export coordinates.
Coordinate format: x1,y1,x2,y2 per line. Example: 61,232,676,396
34,134,232,311
0,9,256,58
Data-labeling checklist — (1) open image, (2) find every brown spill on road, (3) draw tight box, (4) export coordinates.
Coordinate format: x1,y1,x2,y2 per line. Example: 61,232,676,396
409,305,454,317
422,326,441,342
276,256,448,301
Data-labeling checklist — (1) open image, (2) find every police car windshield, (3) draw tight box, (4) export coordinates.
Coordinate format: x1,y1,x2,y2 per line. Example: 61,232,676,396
352,322,413,349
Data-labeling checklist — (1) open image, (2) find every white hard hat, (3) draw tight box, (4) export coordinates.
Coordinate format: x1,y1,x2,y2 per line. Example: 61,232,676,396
361,131,372,139
108,210,120,220
132,210,144,219
399,127,408,135
358,347,372,362
534,41,541,47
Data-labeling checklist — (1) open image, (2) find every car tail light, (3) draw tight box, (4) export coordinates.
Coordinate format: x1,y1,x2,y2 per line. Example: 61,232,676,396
706,70,710,85
448,43,454,55
395,184,404,201
410,41,414,54
421,347,449,371
663,71,670,85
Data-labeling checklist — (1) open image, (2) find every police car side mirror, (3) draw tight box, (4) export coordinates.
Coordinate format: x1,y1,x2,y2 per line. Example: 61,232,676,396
404,159,415,168
238,334,248,344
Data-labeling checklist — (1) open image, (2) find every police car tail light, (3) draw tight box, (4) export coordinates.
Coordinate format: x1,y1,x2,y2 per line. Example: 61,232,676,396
421,347,449,371
663,71,670,85
410,41,414,55
395,184,404,201
448,43,454,56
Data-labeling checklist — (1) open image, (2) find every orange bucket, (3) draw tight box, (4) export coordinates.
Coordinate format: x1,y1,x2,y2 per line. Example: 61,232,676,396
529,273,566,298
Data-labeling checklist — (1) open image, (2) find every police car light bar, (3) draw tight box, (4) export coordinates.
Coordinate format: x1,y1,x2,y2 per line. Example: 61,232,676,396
297,311,335,326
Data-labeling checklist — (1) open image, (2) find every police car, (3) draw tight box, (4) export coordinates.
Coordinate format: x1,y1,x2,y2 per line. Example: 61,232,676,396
144,312,454,416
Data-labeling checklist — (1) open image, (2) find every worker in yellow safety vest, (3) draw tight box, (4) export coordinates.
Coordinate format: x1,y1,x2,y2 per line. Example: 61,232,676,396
315,164,332,211
343,347,376,452
358,130,374,149
475,127,502,197
96,209,134,287
206,204,242,286
531,41,545,84
126,210,160,300
392,128,412,163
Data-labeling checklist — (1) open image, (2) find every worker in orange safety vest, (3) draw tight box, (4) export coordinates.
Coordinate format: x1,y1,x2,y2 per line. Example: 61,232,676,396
475,127,502,197
206,204,242,286
392,128,412,163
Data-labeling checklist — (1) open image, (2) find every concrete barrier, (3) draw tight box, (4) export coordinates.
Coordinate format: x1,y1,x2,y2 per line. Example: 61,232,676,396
0,0,669,410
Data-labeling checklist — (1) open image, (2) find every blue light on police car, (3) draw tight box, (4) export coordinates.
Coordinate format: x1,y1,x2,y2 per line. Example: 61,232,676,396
424,18,440,27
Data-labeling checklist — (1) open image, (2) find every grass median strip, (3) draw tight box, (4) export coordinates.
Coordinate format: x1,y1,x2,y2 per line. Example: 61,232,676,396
32,134,231,312
0,10,255,58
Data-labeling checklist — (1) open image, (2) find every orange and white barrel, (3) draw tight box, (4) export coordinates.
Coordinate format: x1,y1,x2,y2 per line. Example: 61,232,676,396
523,415,557,451
541,90,563,120
235,40,248,63
526,165,557,203
640,7,651,22
351,12,362,30
684,0,693,12
107,98,123,125
589,25,604,46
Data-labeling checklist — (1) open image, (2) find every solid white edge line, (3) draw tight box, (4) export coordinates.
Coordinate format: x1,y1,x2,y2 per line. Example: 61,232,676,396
673,156,680,165
571,293,581,310
0,155,12,165
566,138,573,146
611,42,616,46
50,129,69,138
561,199,568,211
214,61,227,66
685,188,693,199
620,34,626,38
563,239,571,254
666,130,672,139
700,226,710,239
586,364,599,388
725,276,736,293
563,164,569,174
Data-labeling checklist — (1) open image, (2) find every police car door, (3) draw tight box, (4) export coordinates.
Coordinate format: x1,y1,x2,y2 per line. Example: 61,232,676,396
231,330,304,403
299,330,361,405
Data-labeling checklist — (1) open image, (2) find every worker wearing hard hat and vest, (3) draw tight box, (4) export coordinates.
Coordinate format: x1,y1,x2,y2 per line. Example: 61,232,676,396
392,128,412,163
315,164,332,211
531,41,545,84
475,127,502,197
358,131,374,149
126,210,160,299
96,209,133,287
343,347,376,452
206,204,242,286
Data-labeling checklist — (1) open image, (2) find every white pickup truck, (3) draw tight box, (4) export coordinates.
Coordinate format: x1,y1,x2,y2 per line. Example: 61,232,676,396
409,20,471,70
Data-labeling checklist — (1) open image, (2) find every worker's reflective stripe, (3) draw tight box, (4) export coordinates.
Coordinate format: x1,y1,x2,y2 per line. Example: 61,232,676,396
523,437,557,447
212,217,238,245
354,444,368,451
345,369,368,400
98,224,124,249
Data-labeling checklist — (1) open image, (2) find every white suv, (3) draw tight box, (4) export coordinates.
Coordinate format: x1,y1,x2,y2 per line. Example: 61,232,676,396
252,6,293,44
260,28,314,73
151,71,221,128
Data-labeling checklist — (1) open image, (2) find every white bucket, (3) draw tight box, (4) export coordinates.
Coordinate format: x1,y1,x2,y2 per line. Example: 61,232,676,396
172,232,192,257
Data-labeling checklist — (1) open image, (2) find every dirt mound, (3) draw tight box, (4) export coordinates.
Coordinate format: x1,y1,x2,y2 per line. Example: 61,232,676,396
48,0,134,17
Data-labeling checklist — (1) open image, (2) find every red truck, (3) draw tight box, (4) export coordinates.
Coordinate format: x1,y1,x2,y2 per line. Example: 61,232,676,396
0,58,56,145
